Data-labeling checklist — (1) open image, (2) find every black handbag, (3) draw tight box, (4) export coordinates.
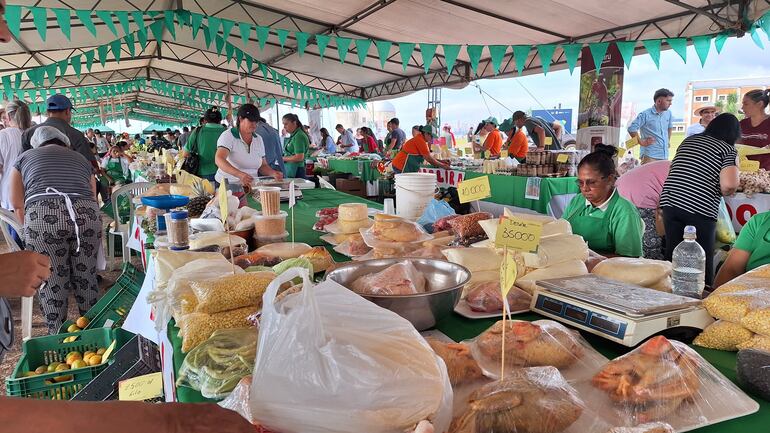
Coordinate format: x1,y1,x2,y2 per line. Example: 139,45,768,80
181,130,201,174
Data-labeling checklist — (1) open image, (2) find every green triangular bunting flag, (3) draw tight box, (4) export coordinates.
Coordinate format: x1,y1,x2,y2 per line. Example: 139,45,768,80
85,49,95,71
111,39,122,62
295,32,310,56
125,34,136,58
225,42,235,63
355,38,372,65
255,26,270,50
96,10,117,36
163,11,176,40
398,42,416,71
238,22,251,45
98,44,109,66
149,20,164,45
420,43,437,73
375,40,392,68
642,39,662,69
191,13,203,39
58,60,68,77
276,29,290,52
316,34,331,59
5,5,20,38
71,54,82,77
53,8,71,40
215,35,226,55
715,32,728,53
221,19,235,41
750,27,764,49
488,45,509,75
137,27,148,50
336,37,353,63
207,16,221,45
466,45,484,76
31,7,48,41
667,38,687,63
615,41,636,68
512,45,531,75
691,35,712,66
131,11,145,36
762,12,770,38
75,10,97,37
562,44,582,74
537,44,556,75
116,11,130,35
442,44,461,75
588,42,609,72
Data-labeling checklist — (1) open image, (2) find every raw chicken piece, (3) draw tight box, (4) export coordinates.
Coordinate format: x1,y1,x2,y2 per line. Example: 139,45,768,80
465,281,532,313
334,234,371,257
351,261,426,295
451,366,583,433
426,338,484,386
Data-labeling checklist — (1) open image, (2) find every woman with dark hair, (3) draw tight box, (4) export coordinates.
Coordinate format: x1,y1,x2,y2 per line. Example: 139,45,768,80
282,113,310,178
0,99,31,211
739,89,770,169
660,113,740,286
320,127,336,154
183,106,225,180
562,144,643,257
411,125,421,138
361,127,378,153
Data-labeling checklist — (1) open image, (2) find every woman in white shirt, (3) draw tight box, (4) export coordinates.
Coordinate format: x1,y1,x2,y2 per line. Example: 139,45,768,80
0,99,31,210
215,104,284,187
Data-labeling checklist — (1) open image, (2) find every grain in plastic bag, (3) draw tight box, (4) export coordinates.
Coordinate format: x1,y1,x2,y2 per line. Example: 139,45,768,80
741,302,770,337
180,306,256,353
693,320,754,351
737,334,770,351
191,271,276,314
249,268,452,433
703,287,770,322
583,335,759,429
446,212,493,239
468,319,607,382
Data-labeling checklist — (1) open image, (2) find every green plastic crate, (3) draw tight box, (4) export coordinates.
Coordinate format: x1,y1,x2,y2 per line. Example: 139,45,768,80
6,328,134,399
58,265,145,334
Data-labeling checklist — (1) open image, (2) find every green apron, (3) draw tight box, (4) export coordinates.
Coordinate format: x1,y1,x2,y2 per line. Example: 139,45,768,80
398,152,424,173
105,158,127,184
284,129,308,178
565,195,617,255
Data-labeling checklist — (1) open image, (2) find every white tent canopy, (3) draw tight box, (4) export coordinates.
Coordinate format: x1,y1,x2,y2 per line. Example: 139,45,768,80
2,0,768,123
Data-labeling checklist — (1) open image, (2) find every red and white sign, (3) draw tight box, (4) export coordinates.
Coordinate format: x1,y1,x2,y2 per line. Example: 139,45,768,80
418,167,465,188
724,193,770,231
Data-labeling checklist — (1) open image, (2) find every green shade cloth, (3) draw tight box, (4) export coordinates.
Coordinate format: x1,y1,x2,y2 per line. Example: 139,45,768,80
463,171,580,214
327,159,382,182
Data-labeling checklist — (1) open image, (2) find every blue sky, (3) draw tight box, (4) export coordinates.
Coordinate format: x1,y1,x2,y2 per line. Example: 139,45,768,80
382,34,770,134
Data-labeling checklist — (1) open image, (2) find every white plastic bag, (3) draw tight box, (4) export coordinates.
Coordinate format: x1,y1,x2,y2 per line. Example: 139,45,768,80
250,268,453,433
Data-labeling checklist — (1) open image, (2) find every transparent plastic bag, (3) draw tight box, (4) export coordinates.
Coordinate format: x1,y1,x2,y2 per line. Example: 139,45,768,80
191,272,276,315
446,212,493,239
351,261,426,295
451,367,585,433
464,281,531,313
433,214,460,233
468,319,607,382
177,328,258,399
333,233,371,257
249,268,452,433
605,422,675,433
585,336,759,429
425,338,484,387
591,257,672,289
417,199,456,233
736,348,770,402
232,251,282,269
703,287,770,322
361,214,433,248
736,334,770,351
693,320,754,351
180,306,257,353
716,199,737,244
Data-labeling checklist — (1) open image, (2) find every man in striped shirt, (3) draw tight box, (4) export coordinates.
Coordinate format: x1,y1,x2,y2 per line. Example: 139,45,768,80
628,88,674,164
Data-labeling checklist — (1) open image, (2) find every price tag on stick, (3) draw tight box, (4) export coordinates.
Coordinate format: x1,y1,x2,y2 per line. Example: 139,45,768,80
458,176,491,203
119,372,163,401
218,179,229,225
495,217,543,253
556,153,569,163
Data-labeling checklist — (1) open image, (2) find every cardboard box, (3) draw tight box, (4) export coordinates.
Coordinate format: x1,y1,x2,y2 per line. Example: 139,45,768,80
336,177,366,198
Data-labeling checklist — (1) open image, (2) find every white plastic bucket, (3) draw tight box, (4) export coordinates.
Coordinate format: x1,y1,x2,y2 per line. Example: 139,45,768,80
394,173,437,219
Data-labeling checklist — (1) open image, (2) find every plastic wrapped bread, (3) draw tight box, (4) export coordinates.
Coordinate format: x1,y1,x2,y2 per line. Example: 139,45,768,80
442,247,501,273
591,257,672,291
516,259,589,294
522,234,589,268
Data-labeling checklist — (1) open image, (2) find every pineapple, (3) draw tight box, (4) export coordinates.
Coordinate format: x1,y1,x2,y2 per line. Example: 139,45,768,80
186,180,212,218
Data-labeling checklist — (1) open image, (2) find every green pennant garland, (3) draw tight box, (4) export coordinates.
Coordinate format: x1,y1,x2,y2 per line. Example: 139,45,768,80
336,37,353,63
316,34,331,59
235,47,244,68
221,19,235,41
58,60,68,77
207,16,221,45
750,27,764,49
225,42,235,63
191,13,203,39
137,27,148,50
355,38,372,65
715,32,728,53
375,41,393,68
163,11,176,40
215,35,225,55
125,34,136,58
45,63,57,84
131,11,145,35
255,26,270,50
85,49,95,71
75,10,97,37
5,5,20,38
295,32,310,56
149,20,165,45
50,9,74,42
203,26,213,48
420,43,438,73
512,45,531,75
488,45,509,75
615,41,636,68
537,44,556,74
71,54,82,77
398,42,416,71
642,39,662,68
561,43,582,74
111,39,123,62
588,42,609,72
762,12,770,39
97,44,109,67
1,76,11,100
691,35,711,66
246,55,254,73
31,7,48,41
466,45,484,75
442,44,461,75
116,11,130,35
96,10,118,36
276,28,290,52
238,22,251,45
666,38,687,62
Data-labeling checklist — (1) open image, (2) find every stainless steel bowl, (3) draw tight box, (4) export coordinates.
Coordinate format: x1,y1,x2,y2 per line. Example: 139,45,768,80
325,258,471,330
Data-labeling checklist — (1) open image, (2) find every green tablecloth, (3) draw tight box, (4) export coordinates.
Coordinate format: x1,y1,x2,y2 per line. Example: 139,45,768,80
327,159,382,182
168,189,769,432
463,171,580,214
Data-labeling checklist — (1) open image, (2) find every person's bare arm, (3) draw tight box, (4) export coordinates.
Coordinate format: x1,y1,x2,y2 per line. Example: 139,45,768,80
0,252,51,297
215,147,253,185
386,137,398,152
258,158,284,181
9,168,25,224
668,128,673,142
720,165,740,196
425,154,449,169
714,248,751,288
535,126,546,149
283,153,304,163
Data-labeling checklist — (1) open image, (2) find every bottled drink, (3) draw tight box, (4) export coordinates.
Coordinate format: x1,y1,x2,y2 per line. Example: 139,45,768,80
672,225,706,298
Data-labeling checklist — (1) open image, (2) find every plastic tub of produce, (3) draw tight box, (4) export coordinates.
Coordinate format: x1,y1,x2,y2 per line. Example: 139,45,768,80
254,232,290,248
252,211,288,237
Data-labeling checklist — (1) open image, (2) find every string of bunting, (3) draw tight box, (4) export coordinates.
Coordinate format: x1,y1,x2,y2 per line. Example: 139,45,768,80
4,4,770,78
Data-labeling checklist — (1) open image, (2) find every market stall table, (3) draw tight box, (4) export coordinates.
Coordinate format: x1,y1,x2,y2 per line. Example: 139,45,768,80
326,158,382,182
463,171,580,216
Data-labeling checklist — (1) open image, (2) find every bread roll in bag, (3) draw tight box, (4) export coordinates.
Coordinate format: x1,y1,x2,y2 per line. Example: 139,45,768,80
522,234,589,268
516,259,589,294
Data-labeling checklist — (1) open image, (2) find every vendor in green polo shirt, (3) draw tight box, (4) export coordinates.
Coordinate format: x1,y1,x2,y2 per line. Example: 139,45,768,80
181,107,226,182
563,144,643,257
282,113,310,179
714,211,770,287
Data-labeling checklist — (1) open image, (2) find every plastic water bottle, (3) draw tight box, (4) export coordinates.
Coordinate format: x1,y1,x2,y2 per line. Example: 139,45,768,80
672,226,706,298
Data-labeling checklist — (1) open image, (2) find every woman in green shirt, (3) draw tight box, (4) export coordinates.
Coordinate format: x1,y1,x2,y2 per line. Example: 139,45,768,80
563,144,643,257
282,113,310,179
714,211,770,287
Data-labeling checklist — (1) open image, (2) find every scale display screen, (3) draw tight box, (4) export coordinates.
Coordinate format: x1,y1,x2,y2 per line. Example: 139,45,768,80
534,294,628,339
565,306,588,322
590,314,621,334
541,298,564,315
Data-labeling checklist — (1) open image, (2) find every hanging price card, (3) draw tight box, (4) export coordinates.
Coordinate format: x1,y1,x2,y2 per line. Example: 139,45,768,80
740,158,760,173
556,153,569,163
457,176,491,203
495,217,543,253
218,179,229,225
625,136,640,150
119,372,163,401
544,137,553,146
500,250,518,297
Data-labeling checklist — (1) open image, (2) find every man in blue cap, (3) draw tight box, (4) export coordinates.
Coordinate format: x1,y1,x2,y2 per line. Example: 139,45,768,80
21,94,94,163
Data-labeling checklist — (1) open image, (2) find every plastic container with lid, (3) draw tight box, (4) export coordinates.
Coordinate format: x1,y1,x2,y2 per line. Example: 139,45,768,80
257,186,281,216
254,231,290,248
253,211,288,237
167,210,190,250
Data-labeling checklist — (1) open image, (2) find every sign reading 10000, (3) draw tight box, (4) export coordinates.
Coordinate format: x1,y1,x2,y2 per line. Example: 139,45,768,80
457,176,491,203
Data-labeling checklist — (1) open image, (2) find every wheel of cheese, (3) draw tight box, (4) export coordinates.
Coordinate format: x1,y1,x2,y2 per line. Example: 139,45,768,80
338,203,368,222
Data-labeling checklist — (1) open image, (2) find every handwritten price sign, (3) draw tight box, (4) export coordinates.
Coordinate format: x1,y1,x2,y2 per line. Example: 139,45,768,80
740,158,760,173
118,372,163,401
457,176,491,203
495,217,543,252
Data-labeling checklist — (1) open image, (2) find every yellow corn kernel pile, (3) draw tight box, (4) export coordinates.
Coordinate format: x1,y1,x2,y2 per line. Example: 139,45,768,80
741,307,770,337
736,335,770,351
703,288,770,323
181,306,256,353
693,320,754,351
191,272,276,314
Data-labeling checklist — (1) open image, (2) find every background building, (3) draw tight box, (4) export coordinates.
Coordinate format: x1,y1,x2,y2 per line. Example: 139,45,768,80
684,77,770,126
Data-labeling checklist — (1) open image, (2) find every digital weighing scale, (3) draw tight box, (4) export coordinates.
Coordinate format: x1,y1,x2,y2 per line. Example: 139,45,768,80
531,274,714,347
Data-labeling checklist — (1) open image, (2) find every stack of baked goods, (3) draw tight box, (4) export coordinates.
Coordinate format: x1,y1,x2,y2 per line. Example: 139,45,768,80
358,214,433,257
324,203,373,235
